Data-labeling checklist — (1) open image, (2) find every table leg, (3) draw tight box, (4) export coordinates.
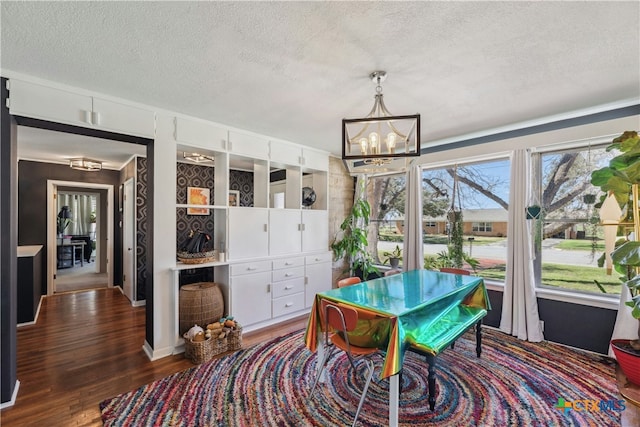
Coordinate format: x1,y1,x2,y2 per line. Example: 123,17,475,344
476,320,482,358
389,373,399,427
72,245,76,266
80,244,84,266
426,354,436,411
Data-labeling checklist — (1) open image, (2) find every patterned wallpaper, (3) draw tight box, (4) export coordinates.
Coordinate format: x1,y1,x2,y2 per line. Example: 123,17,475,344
175,164,253,250
136,157,148,301
133,162,254,301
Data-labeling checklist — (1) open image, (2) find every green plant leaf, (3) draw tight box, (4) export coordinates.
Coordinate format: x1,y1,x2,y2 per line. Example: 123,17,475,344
611,241,640,267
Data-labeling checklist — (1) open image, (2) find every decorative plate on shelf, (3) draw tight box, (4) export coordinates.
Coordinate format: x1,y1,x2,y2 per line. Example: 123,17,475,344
302,187,316,207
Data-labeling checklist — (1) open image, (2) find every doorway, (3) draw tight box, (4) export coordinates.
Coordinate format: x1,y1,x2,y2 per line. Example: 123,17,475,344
47,180,114,295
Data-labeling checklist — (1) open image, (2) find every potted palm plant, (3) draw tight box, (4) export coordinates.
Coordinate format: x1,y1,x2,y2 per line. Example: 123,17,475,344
591,130,640,384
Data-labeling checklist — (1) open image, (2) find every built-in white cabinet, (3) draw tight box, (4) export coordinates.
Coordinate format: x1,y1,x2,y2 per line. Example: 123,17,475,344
228,131,269,159
8,79,155,138
175,117,228,152
269,209,303,255
228,208,269,260
229,261,272,326
302,210,329,253
304,253,333,308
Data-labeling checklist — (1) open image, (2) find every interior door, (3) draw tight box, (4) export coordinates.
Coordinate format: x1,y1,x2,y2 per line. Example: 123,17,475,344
122,178,136,302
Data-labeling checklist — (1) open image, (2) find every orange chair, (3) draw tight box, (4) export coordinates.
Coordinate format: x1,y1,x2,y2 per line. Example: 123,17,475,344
309,299,381,426
337,276,361,288
439,267,471,275
384,269,402,277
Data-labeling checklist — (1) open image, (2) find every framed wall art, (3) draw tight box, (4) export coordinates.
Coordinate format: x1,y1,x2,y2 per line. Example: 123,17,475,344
228,190,240,207
187,187,210,215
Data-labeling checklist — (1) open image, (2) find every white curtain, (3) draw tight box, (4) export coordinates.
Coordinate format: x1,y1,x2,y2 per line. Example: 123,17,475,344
499,149,545,342
403,164,423,271
58,193,93,235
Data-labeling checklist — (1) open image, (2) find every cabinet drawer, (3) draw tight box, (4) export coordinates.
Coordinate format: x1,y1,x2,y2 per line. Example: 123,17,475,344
272,257,305,270
272,266,304,282
272,277,304,298
272,292,305,318
230,260,271,276
305,253,332,265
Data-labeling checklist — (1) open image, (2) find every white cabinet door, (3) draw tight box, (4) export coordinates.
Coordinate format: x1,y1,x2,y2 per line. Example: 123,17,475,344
9,79,92,127
230,272,271,326
228,131,269,159
93,97,155,138
270,140,302,166
302,210,329,253
269,209,302,256
302,147,329,171
305,261,332,308
8,79,155,138
228,208,269,260
175,116,227,151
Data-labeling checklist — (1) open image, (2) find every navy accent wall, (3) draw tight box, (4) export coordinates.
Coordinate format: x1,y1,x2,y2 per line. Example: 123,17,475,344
1,77,18,404
17,161,121,294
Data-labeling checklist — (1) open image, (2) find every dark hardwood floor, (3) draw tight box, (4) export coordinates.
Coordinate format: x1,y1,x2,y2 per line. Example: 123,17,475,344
0,288,307,426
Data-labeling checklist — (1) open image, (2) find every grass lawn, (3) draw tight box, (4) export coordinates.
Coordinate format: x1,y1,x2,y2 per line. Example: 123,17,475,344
478,262,621,294
553,239,605,252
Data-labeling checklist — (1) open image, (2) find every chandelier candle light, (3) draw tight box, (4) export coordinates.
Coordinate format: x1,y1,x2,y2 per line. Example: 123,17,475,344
342,71,420,166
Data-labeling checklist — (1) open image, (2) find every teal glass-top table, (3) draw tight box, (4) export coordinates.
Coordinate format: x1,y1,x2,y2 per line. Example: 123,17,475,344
305,269,490,426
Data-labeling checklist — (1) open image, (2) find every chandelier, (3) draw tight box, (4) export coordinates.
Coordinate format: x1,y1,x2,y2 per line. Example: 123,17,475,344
342,71,420,165
69,158,102,171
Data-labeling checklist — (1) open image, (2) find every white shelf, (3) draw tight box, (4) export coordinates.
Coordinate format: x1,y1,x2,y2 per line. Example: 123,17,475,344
172,260,229,271
176,204,227,210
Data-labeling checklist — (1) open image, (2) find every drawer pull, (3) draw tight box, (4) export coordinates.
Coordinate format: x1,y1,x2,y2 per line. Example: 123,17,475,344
285,273,292,277
285,302,293,307
285,262,293,265
315,258,321,261
284,285,293,290
247,266,257,271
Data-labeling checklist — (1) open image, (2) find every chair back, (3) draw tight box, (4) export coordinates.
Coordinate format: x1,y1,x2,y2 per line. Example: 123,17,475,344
321,299,359,332
439,267,471,275
384,269,402,277
337,276,361,288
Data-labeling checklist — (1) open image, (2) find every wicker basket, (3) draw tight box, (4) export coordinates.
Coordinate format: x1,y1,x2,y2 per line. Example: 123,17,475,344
177,250,217,264
184,336,214,364
227,326,243,351
211,337,228,356
179,283,224,335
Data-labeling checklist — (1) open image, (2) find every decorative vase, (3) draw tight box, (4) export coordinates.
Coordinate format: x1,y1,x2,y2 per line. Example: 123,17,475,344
611,339,640,386
389,258,400,268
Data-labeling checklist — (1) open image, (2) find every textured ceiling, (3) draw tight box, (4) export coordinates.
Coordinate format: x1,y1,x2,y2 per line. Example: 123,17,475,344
2,1,639,165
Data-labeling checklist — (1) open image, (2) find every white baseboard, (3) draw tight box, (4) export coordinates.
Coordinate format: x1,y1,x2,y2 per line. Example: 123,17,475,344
132,299,146,307
17,296,45,327
142,341,174,361
0,380,20,409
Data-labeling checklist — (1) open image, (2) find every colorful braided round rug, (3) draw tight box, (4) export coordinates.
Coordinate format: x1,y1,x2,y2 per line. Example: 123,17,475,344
100,329,621,426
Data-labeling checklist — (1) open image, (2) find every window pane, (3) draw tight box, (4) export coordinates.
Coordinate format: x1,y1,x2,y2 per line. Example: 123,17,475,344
537,145,620,295
365,174,406,268
422,158,510,278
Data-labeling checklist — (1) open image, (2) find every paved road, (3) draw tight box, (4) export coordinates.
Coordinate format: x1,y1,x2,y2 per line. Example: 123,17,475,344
378,238,599,267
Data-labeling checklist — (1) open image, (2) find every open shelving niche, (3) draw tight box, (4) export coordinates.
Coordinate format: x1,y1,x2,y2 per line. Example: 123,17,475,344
172,135,330,354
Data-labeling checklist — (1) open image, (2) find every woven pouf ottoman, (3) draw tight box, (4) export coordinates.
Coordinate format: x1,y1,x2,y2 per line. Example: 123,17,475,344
179,282,224,335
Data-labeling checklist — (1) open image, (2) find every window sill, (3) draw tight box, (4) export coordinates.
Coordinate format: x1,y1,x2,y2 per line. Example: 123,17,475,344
483,279,619,310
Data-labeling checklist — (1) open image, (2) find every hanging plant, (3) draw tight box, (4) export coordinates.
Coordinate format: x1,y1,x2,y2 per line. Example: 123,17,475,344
447,165,465,269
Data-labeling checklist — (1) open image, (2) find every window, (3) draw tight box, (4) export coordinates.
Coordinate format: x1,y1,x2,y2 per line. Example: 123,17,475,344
535,145,620,295
472,222,492,232
364,174,406,267
422,158,510,276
